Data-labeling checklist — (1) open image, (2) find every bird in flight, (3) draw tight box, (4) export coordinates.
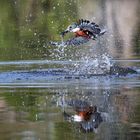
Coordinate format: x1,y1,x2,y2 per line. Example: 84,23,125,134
50,19,106,46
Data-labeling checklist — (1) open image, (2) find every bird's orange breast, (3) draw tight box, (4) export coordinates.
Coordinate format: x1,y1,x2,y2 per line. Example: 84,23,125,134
75,30,88,37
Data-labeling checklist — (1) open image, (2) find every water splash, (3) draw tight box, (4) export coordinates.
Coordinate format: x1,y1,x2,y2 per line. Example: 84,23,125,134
72,54,113,75
48,41,113,75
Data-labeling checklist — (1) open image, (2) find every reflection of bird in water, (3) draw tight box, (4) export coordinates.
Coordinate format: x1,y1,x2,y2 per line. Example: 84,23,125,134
76,106,95,121
80,109,103,133
63,100,103,132
50,19,106,46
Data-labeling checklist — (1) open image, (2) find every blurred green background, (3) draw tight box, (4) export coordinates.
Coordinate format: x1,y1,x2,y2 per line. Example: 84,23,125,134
0,0,79,60
0,0,139,60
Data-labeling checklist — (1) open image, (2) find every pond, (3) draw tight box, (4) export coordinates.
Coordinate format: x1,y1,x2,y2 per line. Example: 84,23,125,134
0,0,140,140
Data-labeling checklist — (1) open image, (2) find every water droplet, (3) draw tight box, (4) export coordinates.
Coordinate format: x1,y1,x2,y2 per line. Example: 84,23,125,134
36,114,38,121
29,13,32,17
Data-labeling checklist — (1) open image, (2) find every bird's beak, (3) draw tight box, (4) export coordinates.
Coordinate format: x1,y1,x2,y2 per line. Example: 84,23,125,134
60,30,69,37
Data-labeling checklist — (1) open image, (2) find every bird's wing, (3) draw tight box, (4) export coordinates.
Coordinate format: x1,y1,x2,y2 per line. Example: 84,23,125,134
64,36,90,46
77,19,101,35
49,36,90,47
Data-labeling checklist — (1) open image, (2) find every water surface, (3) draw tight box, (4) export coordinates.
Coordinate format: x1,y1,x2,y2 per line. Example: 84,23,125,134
0,59,140,140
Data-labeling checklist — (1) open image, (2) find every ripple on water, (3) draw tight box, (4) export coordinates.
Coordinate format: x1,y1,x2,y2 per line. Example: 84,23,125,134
0,59,139,89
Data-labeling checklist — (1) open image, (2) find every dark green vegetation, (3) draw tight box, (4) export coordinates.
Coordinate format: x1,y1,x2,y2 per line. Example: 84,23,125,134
0,0,78,60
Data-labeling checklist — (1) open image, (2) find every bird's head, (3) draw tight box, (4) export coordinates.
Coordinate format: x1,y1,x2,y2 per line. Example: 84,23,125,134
61,23,79,37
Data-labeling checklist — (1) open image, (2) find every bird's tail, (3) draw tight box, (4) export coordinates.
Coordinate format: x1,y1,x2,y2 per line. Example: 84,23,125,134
99,29,107,36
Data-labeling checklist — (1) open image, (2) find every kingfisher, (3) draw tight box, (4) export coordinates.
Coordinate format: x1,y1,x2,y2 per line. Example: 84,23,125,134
50,19,106,46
